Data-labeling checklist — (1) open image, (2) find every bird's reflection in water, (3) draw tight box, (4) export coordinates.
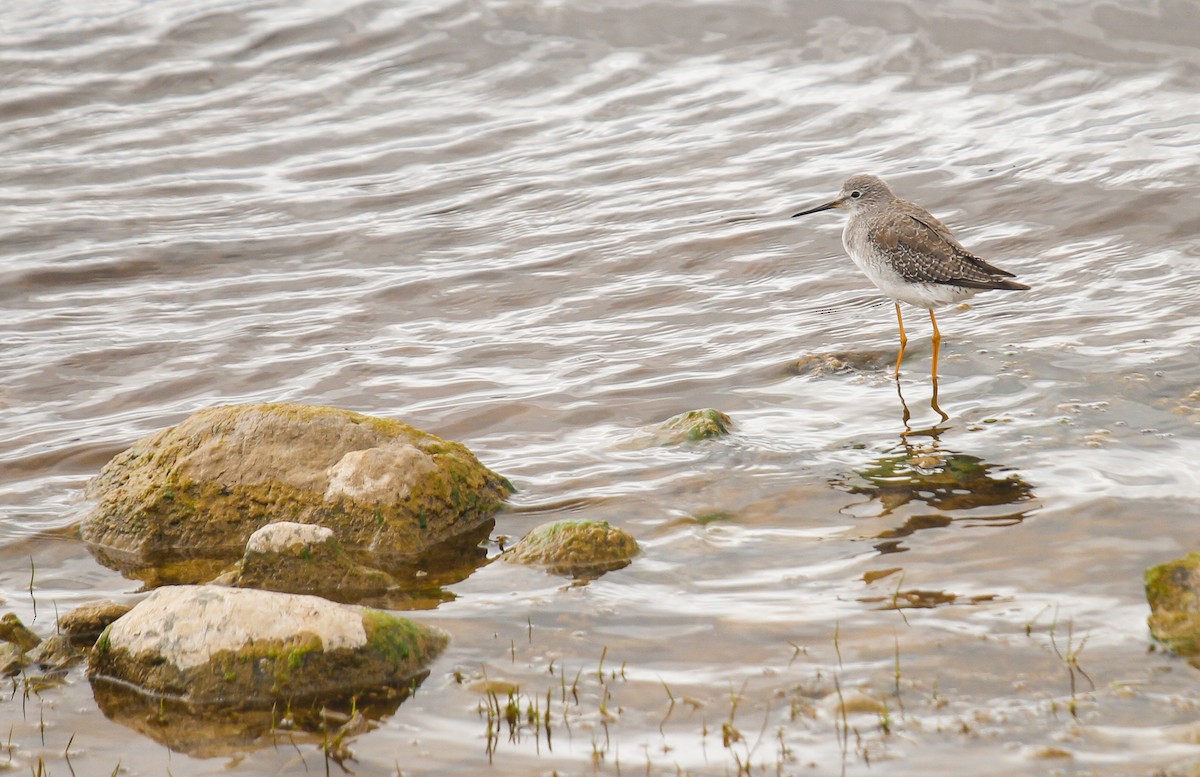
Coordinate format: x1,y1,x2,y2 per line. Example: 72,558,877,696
834,379,1036,555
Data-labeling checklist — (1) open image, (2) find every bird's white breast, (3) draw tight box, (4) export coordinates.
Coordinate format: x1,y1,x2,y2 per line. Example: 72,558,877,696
842,220,978,309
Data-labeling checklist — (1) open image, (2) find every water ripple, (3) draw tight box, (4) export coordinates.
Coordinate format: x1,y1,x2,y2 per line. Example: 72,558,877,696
3,1,1200,772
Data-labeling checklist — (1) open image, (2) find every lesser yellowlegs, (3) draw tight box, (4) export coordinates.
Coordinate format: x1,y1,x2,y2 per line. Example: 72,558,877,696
792,174,1030,378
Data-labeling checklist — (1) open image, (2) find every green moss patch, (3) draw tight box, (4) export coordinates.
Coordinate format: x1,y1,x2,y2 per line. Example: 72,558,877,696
1146,553,1200,662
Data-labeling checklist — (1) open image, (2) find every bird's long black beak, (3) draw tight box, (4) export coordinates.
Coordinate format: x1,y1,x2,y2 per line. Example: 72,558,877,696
792,198,843,218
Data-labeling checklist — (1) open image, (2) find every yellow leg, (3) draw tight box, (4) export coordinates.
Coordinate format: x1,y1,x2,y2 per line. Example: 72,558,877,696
929,340,949,421
893,303,908,377
929,309,942,383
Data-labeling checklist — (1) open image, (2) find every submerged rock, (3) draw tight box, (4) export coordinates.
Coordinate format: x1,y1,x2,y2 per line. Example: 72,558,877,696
625,409,733,448
31,634,84,671
506,519,639,578
81,403,512,572
89,585,448,708
1166,387,1200,424
60,601,132,647
1146,553,1200,664
0,612,89,675
789,350,890,377
214,521,395,601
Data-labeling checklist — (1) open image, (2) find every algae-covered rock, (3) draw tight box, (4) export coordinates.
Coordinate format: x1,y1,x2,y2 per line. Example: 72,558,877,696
215,521,395,601
506,519,639,578
0,612,41,652
1,613,88,674
60,601,132,647
1146,553,1200,663
89,585,448,708
625,409,733,448
81,403,512,572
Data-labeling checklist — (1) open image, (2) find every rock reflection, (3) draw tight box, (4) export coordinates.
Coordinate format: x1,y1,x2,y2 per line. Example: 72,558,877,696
835,388,1036,553
91,671,425,759
105,520,495,610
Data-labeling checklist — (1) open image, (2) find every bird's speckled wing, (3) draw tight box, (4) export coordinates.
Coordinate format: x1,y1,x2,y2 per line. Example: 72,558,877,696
868,203,1015,289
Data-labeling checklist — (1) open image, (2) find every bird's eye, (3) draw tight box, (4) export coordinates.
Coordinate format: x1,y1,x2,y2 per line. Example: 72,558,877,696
850,191,862,199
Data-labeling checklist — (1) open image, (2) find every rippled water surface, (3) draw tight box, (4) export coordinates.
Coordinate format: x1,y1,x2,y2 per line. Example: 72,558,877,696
3,0,1200,774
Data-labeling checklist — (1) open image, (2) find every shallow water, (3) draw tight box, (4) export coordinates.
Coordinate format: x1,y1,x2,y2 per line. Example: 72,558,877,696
3,0,1200,774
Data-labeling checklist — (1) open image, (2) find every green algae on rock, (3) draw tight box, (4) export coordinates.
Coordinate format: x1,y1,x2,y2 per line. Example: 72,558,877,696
80,403,512,572
1,612,91,675
624,408,734,449
1146,553,1200,664
213,521,396,601
0,612,41,653
505,519,639,578
89,585,448,708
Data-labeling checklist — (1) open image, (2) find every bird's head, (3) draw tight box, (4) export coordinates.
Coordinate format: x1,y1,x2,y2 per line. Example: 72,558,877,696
792,174,895,218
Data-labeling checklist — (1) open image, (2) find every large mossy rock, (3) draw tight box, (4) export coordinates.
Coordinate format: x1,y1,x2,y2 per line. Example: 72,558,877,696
506,519,639,578
89,585,447,707
81,403,512,570
1146,553,1200,664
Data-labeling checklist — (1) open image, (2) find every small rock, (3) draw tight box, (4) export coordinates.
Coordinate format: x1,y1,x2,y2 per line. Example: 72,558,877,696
60,601,132,647
0,612,41,652
1146,553,1200,663
625,409,733,448
0,642,24,676
217,521,395,600
89,585,448,708
506,520,639,578
32,634,83,671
